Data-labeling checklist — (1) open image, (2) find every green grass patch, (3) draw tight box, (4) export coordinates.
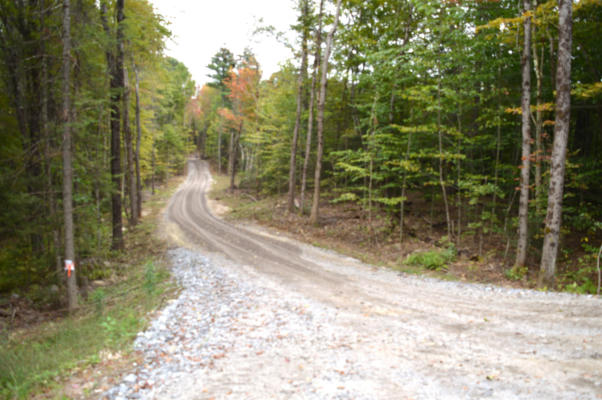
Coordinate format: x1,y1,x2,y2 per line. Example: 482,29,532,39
0,180,180,399
404,246,457,271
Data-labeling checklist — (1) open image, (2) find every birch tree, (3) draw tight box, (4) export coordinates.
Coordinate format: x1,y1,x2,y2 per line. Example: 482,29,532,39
539,0,573,287
310,0,342,225
287,0,310,213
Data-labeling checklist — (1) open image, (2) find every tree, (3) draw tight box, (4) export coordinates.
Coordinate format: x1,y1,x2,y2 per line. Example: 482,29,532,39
300,0,324,214
62,0,77,311
207,47,236,172
310,0,342,225
223,63,261,190
515,0,533,268
207,47,236,97
539,0,573,287
104,0,125,250
124,67,138,225
287,0,310,213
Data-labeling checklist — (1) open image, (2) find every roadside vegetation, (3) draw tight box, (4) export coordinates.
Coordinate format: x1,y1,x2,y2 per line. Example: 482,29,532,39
0,179,180,399
209,171,601,293
193,0,601,293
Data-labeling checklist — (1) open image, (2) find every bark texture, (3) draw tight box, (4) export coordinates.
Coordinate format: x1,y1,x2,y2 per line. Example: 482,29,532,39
134,65,142,218
62,0,78,311
123,67,138,225
299,0,324,214
515,0,532,268
539,0,573,287
287,0,309,213
310,0,342,225
110,0,125,250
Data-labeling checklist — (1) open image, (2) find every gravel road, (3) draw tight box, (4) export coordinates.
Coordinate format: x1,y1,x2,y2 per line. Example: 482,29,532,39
105,159,602,399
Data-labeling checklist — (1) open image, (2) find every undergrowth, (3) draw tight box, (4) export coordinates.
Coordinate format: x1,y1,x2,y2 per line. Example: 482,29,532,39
0,180,180,399
404,245,457,271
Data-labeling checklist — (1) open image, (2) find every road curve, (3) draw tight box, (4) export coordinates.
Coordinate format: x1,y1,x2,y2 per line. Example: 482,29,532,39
164,159,602,399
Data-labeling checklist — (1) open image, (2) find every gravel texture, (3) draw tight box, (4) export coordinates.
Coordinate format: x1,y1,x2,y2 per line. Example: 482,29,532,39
101,247,602,400
102,160,602,399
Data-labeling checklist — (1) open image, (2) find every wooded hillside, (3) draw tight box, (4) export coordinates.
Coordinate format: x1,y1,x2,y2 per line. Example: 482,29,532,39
193,0,601,292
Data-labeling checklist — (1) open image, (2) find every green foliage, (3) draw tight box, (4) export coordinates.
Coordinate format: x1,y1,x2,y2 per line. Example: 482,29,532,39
0,250,173,399
90,288,107,315
404,246,457,271
143,261,158,296
505,265,528,281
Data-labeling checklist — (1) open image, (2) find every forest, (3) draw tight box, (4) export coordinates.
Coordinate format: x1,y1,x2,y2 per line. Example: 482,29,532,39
193,0,601,293
0,0,195,310
0,0,601,312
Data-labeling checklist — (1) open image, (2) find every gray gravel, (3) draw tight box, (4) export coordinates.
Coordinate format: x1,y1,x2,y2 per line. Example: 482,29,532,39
101,246,602,400
102,160,601,399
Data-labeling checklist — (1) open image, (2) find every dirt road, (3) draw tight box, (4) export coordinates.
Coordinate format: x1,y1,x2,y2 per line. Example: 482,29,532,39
157,159,602,399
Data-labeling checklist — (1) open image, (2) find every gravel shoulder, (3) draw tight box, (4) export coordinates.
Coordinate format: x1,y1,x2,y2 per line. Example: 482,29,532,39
104,159,602,399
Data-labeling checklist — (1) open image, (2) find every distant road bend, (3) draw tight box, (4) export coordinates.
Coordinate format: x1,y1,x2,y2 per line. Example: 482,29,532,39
163,158,602,399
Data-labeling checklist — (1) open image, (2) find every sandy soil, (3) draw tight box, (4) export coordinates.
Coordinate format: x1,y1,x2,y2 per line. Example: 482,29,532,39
157,159,602,399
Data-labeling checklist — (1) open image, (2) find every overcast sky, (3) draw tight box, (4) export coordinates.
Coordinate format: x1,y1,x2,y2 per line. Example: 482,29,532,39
150,0,298,88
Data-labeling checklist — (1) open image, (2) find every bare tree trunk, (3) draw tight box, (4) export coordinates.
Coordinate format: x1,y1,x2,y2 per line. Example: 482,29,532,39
367,95,377,229
539,0,572,287
309,0,342,225
134,64,142,218
287,0,310,213
456,106,462,246
62,0,77,311
218,123,222,174
437,78,452,240
532,20,544,216
102,0,125,250
151,132,156,195
40,3,62,282
515,0,532,268
228,122,242,191
123,67,137,225
400,126,413,244
300,0,324,214
491,63,502,233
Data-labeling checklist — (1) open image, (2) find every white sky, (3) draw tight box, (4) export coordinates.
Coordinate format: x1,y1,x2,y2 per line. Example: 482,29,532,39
150,0,298,88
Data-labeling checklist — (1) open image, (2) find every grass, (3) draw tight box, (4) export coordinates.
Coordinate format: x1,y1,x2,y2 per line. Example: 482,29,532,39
0,179,181,399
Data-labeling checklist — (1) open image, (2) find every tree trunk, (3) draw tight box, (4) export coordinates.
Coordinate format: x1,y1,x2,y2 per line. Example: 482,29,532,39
300,0,324,214
367,95,377,229
151,132,156,195
539,0,572,287
110,0,125,250
218,123,222,174
437,77,452,240
309,0,342,225
62,0,77,312
287,0,310,213
491,63,502,233
532,22,544,216
400,126,413,244
123,67,137,225
40,3,63,282
134,64,142,218
228,122,242,191
515,0,532,268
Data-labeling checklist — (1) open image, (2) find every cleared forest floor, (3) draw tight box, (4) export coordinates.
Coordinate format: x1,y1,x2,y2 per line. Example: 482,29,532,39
209,175,545,291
